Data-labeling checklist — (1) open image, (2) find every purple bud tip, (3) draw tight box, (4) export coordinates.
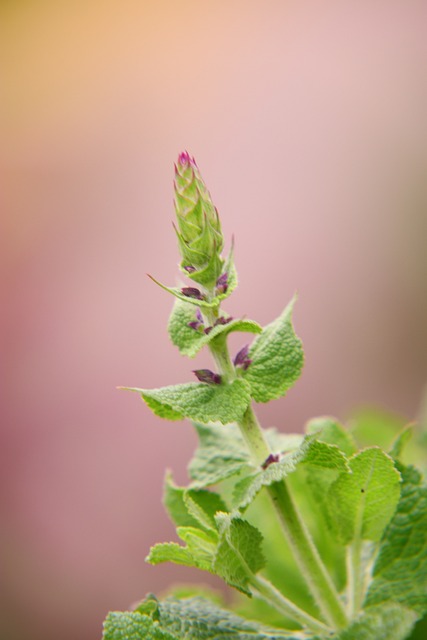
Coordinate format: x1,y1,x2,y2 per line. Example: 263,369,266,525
204,326,213,335
261,453,280,470
183,265,196,273
234,344,250,367
216,272,229,295
214,316,233,327
181,287,204,300
188,321,202,331
178,151,197,169
193,369,222,385
196,309,204,323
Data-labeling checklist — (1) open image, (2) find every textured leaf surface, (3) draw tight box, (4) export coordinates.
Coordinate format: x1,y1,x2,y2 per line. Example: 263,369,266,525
213,515,265,594
306,416,356,456
233,438,347,509
104,596,298,640
184,490,228,531
188,422,252,488
242,297,304,403
168,299,262,358
327,448,401,544
163,472,200,528
146,542,197,568
366,464,427,615
128,379,251,425
329,603,418,640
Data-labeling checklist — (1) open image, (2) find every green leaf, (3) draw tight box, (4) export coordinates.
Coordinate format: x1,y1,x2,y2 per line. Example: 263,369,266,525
188,422,252,488
168,299,262,358
330,603,418,640
233,437,347,510
242,296,304,403
163,472,227,531
184,490,228,531
126,379,251,425
146,542,198,568
107,596,298,640
213,514,265,595
306,416,357,456
163,472,200,528
176,527,217,570
327,448,401,544
366,464,427,615
149,246,237,310
389,425,413,460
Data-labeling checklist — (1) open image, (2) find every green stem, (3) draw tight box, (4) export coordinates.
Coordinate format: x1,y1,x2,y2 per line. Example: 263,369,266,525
207,328,348,631
267,481,347,629
251,575,331,635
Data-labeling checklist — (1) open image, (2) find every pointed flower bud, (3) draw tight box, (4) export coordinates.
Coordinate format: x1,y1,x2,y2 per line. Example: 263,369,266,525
181,287,205,300
193,369,222,385
234,344,252,370
261,453,280,470
188,309,205,332
215,272,228,295
174,152,224,289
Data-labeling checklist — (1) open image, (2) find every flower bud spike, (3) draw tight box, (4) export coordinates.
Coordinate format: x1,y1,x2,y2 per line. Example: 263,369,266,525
174,151,225,289
192,369,222,385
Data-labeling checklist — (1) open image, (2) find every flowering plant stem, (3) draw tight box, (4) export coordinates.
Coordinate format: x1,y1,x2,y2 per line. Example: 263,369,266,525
206,310,348,630
102,153,427,640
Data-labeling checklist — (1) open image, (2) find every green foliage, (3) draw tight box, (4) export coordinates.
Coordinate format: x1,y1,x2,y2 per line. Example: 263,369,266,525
126,379,251,425
366,464,427,614
104,153,427,640
104,596,298,640
168,299,261,358
242,296,304,403
327,448,401,544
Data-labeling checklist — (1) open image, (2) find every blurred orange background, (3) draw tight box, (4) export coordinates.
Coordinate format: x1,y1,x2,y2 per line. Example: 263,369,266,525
1,1,426,639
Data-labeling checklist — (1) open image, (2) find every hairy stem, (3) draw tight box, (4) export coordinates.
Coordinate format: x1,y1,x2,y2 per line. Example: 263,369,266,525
267,481,348,629
207,322,348,630
251,575,332,635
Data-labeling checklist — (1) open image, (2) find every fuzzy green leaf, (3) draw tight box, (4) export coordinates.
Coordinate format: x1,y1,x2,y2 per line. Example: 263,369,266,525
242,296,304,403
184,491,228,532
233,437,347,509
163,472,227,532
329,603,418,640
213,514,265,595
106,596,297,640
163,472,200,528
327,448,401,545
126,379,251,425
389,425,413,460
188,422,252,488
366,464,427,615
168,299,261,358
176,527,217,570
306,416,357,456
146,542,198,569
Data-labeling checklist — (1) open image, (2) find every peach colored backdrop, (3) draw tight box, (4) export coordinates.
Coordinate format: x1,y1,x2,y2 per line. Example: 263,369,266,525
1,2,426,639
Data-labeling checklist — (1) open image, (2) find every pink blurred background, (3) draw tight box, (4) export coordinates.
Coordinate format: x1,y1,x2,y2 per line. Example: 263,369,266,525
1,1,427,639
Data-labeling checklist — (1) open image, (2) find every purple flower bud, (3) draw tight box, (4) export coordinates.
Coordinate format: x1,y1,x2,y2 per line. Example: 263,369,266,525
181,287,204,300
196,309,204,323
204,326,213,335
234,345,250,367
214,316,233,327
216,272,228,295
177,150,197,169
193,369,222,385
183,265,196,273
261,453,280,470
188,321,202,331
